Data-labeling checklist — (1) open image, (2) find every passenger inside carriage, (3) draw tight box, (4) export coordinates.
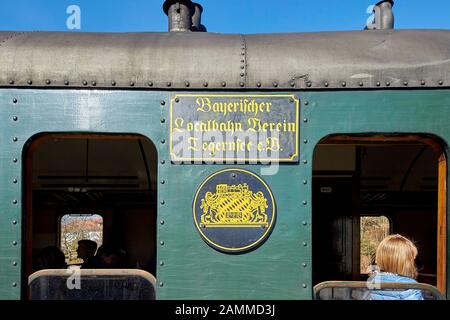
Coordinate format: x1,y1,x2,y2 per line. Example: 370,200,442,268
36,246,67,270
77,239,98,269
312,139,444,300
25,136,158,300
368,234,423,300
96,244,128,268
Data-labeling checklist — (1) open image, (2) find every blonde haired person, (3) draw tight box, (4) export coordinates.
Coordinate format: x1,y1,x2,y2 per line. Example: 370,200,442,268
369,234,423,300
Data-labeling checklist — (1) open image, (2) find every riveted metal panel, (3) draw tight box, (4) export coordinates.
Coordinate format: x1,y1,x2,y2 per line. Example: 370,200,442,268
245,30,450,89
297,89,450,298
0,32,243,89
0,89,165,299
0,88,310,300
0,30,449,89
157,89,450,299
158,162,308,299
0,88,449,300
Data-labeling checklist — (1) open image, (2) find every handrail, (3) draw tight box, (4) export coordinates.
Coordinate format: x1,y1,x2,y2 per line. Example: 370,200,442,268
313,281,445,300
28,268,156,286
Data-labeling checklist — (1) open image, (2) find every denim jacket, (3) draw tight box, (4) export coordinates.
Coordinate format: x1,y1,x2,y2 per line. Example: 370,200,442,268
368,272,424,300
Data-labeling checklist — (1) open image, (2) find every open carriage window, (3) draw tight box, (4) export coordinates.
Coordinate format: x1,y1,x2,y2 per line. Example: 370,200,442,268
312,135,446,295
24,133,158,300
60,214,103,265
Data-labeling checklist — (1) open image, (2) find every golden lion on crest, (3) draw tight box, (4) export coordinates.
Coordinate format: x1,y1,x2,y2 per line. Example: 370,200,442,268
200,183,268,227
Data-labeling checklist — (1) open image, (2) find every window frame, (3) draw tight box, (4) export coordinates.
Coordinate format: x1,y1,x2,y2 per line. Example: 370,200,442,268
58,211,104,265
359,213,392,275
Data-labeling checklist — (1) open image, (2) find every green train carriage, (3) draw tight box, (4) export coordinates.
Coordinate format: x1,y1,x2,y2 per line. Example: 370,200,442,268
0,0,449,300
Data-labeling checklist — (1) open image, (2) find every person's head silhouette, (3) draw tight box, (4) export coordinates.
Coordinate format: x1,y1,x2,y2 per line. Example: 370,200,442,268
76,239,97,261
37,246,67,269
375,234,418,279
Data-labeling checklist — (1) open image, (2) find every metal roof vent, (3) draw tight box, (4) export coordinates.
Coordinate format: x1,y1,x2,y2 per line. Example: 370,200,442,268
366,0,394,30
163,0,195,32
191,2,207,32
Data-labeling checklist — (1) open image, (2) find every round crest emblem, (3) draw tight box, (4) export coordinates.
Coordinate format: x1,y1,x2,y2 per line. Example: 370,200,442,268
193,168,276,253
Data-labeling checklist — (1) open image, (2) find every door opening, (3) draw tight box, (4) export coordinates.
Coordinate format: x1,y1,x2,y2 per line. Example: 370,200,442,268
23,133,158,299
312,135,446,294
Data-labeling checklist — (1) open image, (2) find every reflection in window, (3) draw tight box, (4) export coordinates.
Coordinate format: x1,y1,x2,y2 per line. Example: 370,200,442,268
360,215,390,274
60,214,103,265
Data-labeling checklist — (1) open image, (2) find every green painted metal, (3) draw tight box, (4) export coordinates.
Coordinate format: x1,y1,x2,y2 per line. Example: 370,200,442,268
0,89,448,300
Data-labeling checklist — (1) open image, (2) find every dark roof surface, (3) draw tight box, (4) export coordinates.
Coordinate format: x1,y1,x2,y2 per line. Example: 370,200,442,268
0,29,448,89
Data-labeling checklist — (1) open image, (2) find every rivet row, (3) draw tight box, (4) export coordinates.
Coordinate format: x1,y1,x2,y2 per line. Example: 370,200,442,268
5,79,444,88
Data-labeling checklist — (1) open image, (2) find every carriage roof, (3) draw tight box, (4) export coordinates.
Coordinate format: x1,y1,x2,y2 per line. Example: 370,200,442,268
0,29,448,89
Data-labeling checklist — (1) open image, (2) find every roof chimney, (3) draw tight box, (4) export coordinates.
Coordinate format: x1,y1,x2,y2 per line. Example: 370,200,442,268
163,0,195,32
366,0,394,30
191,3,207,32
